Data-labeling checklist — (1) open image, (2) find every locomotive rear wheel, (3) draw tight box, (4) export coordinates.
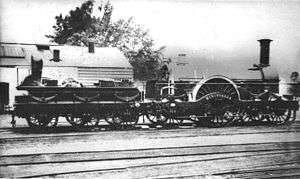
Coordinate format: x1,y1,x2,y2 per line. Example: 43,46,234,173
26,113,58,128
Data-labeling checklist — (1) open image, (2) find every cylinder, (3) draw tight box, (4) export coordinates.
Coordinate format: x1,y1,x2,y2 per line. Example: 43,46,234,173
258,39,272,66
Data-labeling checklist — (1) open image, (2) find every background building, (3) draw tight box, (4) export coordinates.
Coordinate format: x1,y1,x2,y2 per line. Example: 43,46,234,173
0,42,133,111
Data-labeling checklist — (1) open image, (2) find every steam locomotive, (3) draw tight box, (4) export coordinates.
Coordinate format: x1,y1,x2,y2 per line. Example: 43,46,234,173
12,39,299,129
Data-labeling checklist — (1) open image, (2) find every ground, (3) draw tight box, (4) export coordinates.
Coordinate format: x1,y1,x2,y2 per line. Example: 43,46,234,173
0,113,299,178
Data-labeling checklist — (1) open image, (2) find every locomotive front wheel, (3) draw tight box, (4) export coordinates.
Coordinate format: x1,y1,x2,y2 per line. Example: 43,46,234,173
26,113,58,128
285,110,297,124
269,109,295,125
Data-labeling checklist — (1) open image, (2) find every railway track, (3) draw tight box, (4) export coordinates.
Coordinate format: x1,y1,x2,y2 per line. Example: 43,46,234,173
1,121,299,139
0,121,299,178
2,147,299,178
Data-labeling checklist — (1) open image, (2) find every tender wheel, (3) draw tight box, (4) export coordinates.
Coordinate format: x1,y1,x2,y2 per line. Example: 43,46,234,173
104,109,139,128
165,104,184,125
26,113,58,128
119,108,139,126
85,115,100,126
66,113,99,127
146,103,168,126
146,113,168,126
189,115,207,127
104,112,123,127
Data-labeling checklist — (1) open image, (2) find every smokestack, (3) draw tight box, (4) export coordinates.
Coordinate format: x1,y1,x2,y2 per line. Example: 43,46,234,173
258,39,272,66
52,49,61,62
88,42,95,53
31,56,43,82
50,49,61,62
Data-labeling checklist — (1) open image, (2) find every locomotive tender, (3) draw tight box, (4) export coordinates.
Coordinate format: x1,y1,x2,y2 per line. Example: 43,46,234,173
12,39,299,128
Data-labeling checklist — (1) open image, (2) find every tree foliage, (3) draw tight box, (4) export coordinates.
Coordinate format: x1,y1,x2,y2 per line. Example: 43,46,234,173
46,0,164,80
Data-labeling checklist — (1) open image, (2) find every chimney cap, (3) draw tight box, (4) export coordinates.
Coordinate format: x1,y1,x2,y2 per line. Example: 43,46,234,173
258,39,273,43
36,44,50,50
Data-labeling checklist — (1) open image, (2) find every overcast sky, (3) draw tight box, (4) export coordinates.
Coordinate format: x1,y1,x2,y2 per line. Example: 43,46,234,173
1,0,299,79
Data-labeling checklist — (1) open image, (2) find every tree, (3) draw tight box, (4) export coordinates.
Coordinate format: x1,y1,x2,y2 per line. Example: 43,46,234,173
46,0,164,80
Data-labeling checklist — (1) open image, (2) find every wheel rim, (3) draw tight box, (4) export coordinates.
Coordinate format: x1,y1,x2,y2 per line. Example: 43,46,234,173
195,78,239,101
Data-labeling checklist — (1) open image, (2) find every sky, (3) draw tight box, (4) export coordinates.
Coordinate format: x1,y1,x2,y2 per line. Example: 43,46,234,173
1,0,300,79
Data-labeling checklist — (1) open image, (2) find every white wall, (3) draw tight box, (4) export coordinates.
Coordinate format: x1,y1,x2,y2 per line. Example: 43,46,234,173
43,67,78,85
0,66,78,106
0,67,30,106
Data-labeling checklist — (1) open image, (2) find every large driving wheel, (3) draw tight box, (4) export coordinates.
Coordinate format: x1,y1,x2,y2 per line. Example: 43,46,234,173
194,77,240,127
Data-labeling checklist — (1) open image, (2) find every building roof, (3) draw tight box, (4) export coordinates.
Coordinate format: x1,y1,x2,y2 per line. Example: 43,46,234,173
0,46,25,58
0,43,132,68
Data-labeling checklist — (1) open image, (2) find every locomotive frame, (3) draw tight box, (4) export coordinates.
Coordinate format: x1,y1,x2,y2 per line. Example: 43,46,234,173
12,75,299,129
